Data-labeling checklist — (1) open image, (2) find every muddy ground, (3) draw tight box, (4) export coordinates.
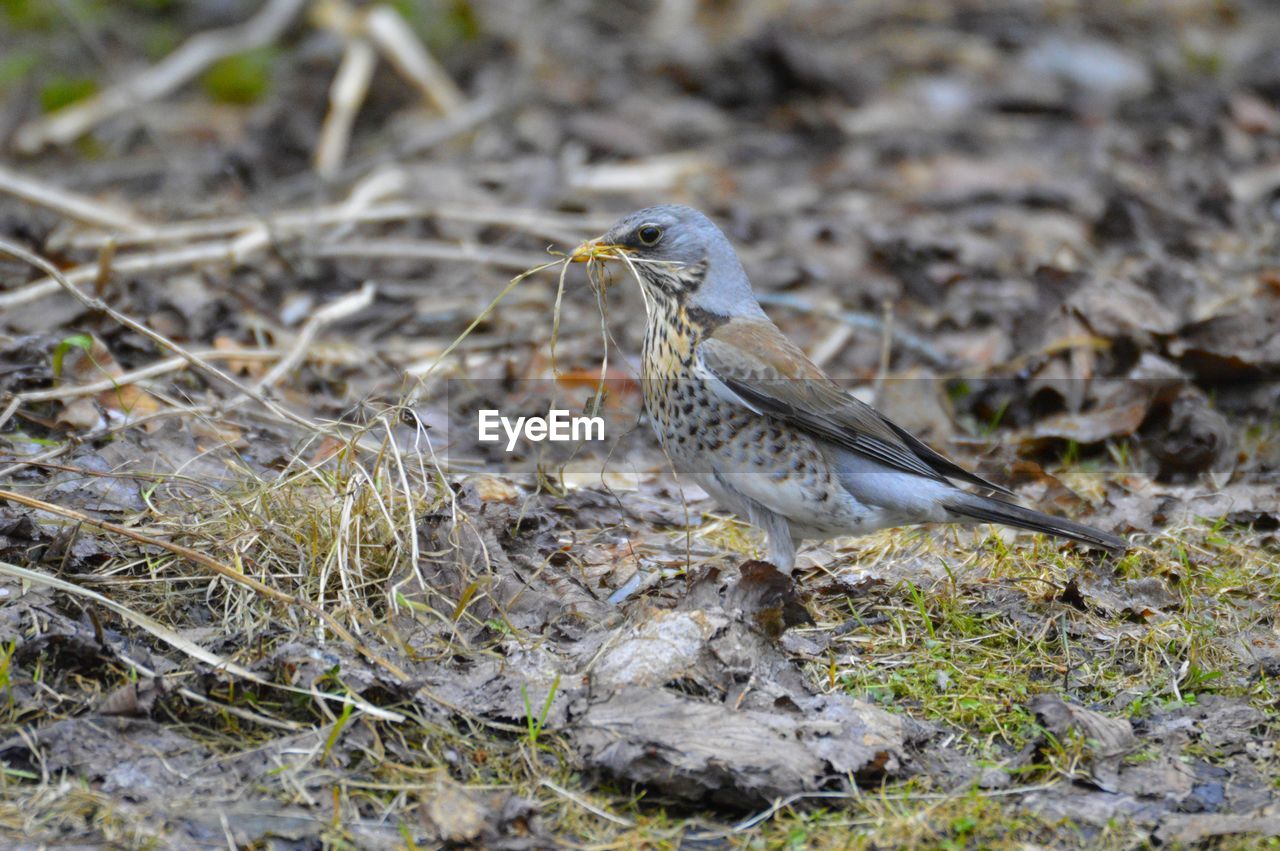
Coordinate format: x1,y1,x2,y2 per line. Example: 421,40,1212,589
1,0,1278,847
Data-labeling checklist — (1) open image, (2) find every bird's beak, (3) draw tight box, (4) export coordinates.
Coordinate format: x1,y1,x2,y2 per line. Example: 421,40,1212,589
570,237,624,263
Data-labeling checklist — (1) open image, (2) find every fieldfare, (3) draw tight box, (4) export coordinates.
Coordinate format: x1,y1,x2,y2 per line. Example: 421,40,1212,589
572,205,1127,573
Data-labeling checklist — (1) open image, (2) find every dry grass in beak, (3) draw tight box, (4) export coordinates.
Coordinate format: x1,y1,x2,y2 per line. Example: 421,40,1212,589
545,238,630,415
571,239,625,302
569,237,623,264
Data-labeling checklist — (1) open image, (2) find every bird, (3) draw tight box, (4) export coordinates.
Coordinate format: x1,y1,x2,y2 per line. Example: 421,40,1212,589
571,205,1127,573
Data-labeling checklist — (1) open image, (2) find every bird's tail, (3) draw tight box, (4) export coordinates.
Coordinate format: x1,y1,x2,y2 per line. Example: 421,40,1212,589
944,492,1128,554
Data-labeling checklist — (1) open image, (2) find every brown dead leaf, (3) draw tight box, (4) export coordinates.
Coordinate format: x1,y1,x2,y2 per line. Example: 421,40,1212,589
1027,399,1149,445
1063,573,1181,622
1031,693,1137,792
1067,275,1181,339
188,418,247,449
1003,460,1088,513
98,677,166,717
554,372,639,408
723,560,814,638
307,436,346,465
214,335,269,378
56,396,107,431
54,335,162,430
1169,299,1280,378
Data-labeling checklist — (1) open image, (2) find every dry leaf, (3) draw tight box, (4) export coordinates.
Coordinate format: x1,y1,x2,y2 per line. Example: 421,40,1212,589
214,335,269,378
54,334,162,430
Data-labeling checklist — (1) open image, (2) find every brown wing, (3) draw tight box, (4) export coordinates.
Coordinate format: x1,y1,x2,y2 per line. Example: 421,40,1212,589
699,319,1013,495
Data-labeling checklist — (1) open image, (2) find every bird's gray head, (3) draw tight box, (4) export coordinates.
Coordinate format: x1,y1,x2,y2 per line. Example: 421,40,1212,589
575,205,766,320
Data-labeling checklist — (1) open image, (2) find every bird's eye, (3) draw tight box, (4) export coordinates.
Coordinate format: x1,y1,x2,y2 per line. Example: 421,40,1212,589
636,224,663,246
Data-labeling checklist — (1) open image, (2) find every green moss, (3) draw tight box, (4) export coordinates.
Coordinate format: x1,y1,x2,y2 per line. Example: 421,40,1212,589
841,597,1051,750
0,49,39,92
201,47,275,105
143,24,182,60
39,75,98,113
746,784,1129,849
1182,45,1223,77
391,0,480,54
121,0,177,10
2,0,108,30
1,0,59,29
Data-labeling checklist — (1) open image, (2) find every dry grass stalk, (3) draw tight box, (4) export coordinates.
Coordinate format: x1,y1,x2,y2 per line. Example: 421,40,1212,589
315,38,379,180
313,238,551,270
255,282,376,391
0,236,290,310
0,488,409,686
0,348,275,431
409,257,566,385
0,165,149,231
59,201,608,252
364,5,464,113
0,552,404,724
109,647,305,732
0,557,259,680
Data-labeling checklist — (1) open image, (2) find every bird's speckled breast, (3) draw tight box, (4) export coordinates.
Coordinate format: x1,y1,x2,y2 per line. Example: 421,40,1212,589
641,301,731,467
639,299,876,537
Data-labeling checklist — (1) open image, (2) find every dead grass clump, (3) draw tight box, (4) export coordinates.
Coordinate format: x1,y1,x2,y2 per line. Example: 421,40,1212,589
136,416,448,643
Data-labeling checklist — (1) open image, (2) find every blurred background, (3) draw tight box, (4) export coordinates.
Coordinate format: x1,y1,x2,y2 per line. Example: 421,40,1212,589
2,0,1277,498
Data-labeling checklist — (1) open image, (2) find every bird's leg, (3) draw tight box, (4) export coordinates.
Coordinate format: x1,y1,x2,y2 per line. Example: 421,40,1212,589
764,527,797,575
735,497,798,575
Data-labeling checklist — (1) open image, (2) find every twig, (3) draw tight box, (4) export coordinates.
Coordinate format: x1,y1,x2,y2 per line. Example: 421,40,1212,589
0,240,259,311
567,152,712,193
875,297,893,396
397,95,502,157
0,238,318,434
112,648,305,732
312,238,551,270
808,321,854,370
12,0,307,152
0,164,149,230
327,166,411,240
7,211,585,309
364,5,464,114
308,1,463,180
255,282,376,390
0,348,278,431
315,37,378,180
538,779,636,827
60,202,608,252
92,239,117,297
0,489,409,684
0,556,401,723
